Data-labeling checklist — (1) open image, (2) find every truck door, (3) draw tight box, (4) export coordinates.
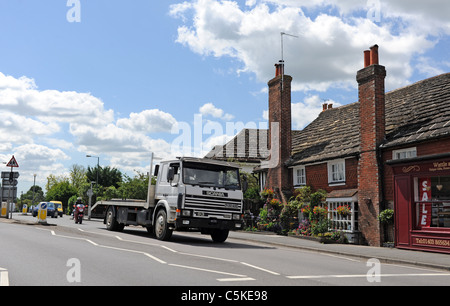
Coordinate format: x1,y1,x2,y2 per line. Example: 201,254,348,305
157,163,180,217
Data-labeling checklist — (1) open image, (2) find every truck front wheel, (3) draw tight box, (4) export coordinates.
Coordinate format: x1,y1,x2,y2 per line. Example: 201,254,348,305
154,209,173,241
211,229,229,243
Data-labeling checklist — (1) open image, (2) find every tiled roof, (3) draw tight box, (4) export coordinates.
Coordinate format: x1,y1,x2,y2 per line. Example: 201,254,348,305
289,102,360,165
383,72,450,148
205,128,270,163
289,72,450,166
206,72,450,167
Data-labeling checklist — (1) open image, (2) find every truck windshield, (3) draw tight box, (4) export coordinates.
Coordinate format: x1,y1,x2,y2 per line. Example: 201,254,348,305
182,162,241,190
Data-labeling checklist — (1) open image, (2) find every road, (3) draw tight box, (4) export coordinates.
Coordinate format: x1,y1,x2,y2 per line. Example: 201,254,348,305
1,213,450,289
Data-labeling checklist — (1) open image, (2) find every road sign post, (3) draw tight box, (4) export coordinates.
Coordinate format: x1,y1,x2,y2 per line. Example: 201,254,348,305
2,156,19,219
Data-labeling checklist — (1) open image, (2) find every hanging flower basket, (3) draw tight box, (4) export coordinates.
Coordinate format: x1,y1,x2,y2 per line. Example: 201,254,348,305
336,205,351,217
260,188,274,198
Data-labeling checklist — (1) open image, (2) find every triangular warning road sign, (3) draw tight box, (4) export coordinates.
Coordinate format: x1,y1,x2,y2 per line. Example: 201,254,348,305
6,156,19,168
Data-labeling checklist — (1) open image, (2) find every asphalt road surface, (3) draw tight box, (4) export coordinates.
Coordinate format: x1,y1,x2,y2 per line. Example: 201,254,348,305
1,213,450,288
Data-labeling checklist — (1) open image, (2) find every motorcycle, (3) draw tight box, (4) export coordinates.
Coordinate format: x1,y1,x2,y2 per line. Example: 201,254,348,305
74,203,85,224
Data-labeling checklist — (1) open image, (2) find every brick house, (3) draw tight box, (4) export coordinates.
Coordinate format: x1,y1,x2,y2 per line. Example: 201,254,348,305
208,45,450,252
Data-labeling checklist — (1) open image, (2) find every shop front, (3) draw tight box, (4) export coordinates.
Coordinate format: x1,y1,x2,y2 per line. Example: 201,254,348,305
389,154,450,254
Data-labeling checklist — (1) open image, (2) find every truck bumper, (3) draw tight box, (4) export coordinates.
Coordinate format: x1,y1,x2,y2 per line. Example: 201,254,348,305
175,217,243,231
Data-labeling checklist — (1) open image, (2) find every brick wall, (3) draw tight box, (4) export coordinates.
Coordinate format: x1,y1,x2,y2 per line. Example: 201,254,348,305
305,158,358,192
266,64,293,202
356,45,386,247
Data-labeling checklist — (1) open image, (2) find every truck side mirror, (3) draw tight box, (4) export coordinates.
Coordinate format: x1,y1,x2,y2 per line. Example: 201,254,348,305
153,165,159,177
167,167,175,181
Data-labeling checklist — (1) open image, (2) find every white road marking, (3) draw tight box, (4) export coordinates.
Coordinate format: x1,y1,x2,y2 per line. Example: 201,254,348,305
178,252,239,263
287,273,450,279
169,263,248,278
240,262,280,275
40,227,166,264
217,277,255,282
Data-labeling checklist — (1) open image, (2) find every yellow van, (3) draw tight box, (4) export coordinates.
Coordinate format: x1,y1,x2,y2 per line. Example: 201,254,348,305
50,201,63,217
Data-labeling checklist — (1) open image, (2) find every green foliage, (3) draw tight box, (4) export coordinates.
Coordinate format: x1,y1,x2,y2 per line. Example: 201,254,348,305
87,165,122,189
378,209,394,224
45,181,78,210
20,185,45,204
118,172,149,200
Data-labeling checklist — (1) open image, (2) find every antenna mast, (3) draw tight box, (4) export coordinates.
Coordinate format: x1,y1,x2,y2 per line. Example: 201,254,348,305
280,32,298,88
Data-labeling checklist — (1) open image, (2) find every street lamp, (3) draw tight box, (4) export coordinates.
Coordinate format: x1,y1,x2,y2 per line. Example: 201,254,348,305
86,155,99,221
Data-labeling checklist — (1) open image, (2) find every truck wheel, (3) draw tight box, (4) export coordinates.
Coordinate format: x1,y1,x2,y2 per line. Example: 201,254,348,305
154,209,172,241
106,207,124,232
211,229,229,243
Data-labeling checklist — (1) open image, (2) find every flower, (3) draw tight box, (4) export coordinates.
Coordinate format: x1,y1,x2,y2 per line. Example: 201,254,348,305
336,205,351,216
269,198,280,206
313,206,327,217
261,188,274,197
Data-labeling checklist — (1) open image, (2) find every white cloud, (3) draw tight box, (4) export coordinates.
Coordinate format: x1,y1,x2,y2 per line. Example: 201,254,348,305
0,72,178,190
292,95,340,130
199,102,235,121
117,109,177,134
170,0,447,92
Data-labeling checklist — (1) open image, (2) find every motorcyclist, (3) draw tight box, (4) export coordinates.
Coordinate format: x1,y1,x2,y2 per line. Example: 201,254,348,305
73,197,85,223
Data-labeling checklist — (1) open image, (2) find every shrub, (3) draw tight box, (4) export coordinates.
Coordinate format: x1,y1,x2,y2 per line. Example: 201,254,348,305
378,209,394,224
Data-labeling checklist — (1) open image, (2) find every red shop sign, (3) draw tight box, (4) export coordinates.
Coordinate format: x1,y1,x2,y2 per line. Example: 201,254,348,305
418,178,432,228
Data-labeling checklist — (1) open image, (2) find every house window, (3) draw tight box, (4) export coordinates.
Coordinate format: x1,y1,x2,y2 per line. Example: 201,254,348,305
393,147,417,160
293,166,306,186
328,159,345,185
259,172,267,191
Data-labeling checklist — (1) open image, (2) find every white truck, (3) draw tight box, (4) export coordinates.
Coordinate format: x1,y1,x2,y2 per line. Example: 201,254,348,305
95,157,244,243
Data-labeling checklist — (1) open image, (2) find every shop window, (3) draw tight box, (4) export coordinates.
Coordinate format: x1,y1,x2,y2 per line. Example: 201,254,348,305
414,176,450,229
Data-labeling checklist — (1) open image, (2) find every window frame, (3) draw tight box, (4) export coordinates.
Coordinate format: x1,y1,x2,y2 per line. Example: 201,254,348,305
327,159,346,185
293,165,306,187
393,147,417,160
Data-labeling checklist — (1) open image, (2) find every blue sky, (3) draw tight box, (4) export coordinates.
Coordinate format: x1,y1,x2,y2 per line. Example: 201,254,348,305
0,0,449,194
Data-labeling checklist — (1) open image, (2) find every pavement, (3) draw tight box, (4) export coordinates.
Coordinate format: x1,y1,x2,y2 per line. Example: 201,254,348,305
229,231,450,272
2,214,449,272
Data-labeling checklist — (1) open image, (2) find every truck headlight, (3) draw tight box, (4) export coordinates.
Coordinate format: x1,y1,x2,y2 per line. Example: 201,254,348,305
182,210,192,217
232,214,241,220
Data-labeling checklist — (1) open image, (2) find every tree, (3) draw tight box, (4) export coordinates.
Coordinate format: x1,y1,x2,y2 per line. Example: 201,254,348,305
87,165,122,188
21,185,45,203
118,172,148,200
69,164,87,194
45,181,78,213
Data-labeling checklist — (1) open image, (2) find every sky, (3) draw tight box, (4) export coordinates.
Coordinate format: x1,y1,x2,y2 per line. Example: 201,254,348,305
0,0,449,195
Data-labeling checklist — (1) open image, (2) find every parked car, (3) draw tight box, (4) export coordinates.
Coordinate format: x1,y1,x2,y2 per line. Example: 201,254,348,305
32,202,58,218
50,201,63,217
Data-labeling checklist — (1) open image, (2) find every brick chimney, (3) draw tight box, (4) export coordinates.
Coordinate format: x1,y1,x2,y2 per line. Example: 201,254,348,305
356,44,386,247
265,60,292,202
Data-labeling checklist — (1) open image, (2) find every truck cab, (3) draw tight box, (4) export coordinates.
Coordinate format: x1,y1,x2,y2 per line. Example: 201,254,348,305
153,157,244,242
100,157,244,243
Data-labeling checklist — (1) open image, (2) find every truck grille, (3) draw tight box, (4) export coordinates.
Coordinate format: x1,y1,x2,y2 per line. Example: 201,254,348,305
184,194,242,216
